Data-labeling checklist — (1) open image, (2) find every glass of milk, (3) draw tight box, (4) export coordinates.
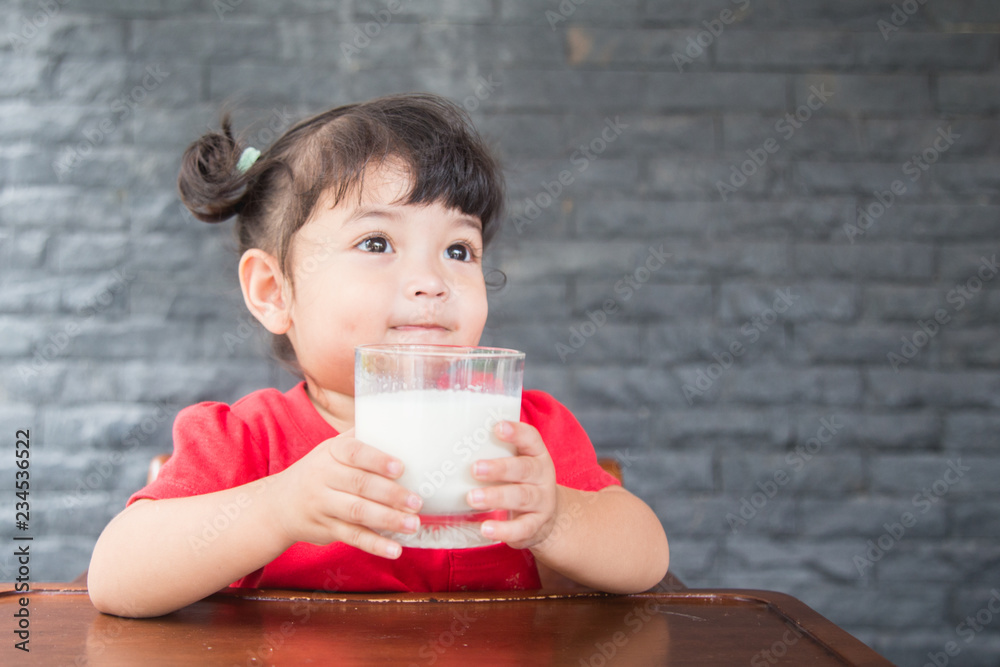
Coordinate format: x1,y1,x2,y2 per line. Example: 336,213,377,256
355,344,525,549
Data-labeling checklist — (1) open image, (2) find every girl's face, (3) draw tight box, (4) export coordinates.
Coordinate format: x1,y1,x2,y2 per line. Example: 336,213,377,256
282,165,489,397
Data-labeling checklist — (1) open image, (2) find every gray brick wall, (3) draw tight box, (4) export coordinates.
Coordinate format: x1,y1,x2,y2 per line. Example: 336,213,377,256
1,1,998,663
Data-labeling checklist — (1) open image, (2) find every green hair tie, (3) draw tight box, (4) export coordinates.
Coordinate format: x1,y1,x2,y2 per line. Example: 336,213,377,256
237,146,261,173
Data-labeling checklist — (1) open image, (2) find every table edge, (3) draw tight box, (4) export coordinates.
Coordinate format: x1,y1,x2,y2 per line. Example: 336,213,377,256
0,584,895,666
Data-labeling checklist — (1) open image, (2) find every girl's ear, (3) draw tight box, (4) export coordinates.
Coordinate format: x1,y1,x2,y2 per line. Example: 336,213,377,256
239,249,292,335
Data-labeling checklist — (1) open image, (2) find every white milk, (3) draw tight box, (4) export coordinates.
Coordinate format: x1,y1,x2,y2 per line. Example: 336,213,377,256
355,389,521,515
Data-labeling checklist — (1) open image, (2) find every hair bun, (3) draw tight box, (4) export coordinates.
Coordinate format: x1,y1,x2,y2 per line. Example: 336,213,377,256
177,114,250,223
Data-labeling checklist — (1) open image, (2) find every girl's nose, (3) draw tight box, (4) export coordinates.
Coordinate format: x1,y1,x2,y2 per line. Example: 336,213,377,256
405,260,449,299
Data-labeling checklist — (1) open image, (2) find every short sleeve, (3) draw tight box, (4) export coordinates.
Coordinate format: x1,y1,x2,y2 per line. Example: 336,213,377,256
127,401,268,506
520,390,621,492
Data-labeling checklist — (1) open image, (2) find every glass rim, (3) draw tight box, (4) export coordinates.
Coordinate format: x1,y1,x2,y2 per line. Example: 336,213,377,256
355,344,524,359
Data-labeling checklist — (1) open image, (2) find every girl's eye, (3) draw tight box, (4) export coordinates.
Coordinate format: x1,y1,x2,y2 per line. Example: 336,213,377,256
445,243,476,262
358,236,392,253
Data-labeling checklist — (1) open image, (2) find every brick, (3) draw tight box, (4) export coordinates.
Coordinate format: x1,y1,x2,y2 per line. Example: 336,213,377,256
644,73,787,112
720,281,857,324
795,160,931,196
726,366,862,406
795,74,932,114
0,55,48,97
865,120,994,158
624,450,714,494
724,534,868,581
489,70,646,112
560,26,695,67
938,74,1000,114
928,0,1000,23
650,407,794,449
720,496,798,536
47,233,128,272
209,64,356,106
41,403,167,454
0,316,43,357
0,186,128,230
131,18,282,60
863,285,947,322
869,454,982,495
494,239,670,280
501,0,641,25
876,541,1000,584
0,101,124,146
650,156,774,198
850,204,1000,242
575,364,687,409
647,323,789,365
942,330,1000,368
769,0,935,28
51,58,130,104
931,162,1000,196
721,452,865,497
793,410,941,449
598,114,715,156
63,0,202,13
662,537,723,583
794,323,922,365
0,276,63,314
943,412,1000,451
115,360,275,405
5,15,127,57
800,497,946,538
576,281,712,321
653,495,739,537
794,242,934,280
722,114,864,156
424,25,565,67
3,535,94,583
667,241,790,279
0,405,36,439
811,585,949,629
856,33,998,70
867,370,1000,410
717,31,860,69
938,245,1000,281
55,361,120,404
951,502,1000,539
573,407,650,452
358,0,493,22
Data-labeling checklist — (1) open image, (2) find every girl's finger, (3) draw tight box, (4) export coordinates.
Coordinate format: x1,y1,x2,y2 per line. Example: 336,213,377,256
467,482,542,513
328,436,405,479
493,421,547,457
322,490,421,538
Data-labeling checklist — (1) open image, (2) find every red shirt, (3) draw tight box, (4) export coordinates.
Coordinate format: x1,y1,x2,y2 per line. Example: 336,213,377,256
129,382,619,593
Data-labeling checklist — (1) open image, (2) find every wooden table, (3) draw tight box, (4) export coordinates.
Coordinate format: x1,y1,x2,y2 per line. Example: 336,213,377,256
1,582,894,666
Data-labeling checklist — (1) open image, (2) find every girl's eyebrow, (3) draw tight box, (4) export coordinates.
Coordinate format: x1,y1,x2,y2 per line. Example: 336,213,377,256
343,206,483,232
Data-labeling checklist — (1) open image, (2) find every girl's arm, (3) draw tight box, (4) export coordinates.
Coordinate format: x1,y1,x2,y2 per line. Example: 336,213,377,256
88,434,423,618
529,485,668,594
88,479,287,618
468,421,669,593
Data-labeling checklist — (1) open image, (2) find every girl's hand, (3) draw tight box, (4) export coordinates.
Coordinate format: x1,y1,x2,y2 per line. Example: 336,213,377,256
268,430,423,559
466,421,559,550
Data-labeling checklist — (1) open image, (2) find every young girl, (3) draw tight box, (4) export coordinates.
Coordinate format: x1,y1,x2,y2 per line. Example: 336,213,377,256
88,93,669,618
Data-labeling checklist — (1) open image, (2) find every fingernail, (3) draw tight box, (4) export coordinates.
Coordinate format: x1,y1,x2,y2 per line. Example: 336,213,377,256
386,543,402,559
387,460,402,476
481,523,495,537
403,515,420,532
473,461,489,477
407,494,423,510
469,489,485,505
496,421,513,437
